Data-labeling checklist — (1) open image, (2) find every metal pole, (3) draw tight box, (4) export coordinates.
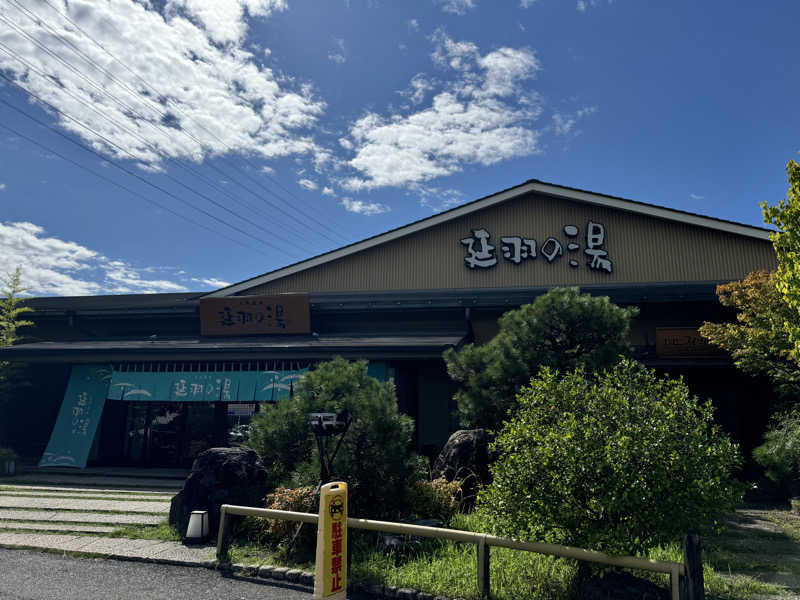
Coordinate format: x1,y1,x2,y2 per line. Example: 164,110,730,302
476,535,490,597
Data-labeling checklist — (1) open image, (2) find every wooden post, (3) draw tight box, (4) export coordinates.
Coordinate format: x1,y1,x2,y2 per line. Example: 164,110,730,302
216,506,232,562
476,536,490,597
680,533,704,600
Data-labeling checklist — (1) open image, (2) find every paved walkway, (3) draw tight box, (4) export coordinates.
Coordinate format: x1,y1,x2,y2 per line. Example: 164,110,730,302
0,494,170,513
0,532,216,565
0,509,164,525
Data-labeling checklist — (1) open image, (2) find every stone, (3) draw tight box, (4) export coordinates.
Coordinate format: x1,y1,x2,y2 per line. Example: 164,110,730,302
271,566,289,580
258,565,274,578
369,584,385,596
169,447,268,540
396,588,418,599
384,585,398,598
417,594,435,600
300,572,314,586
431,429,493,506
285,569,302,583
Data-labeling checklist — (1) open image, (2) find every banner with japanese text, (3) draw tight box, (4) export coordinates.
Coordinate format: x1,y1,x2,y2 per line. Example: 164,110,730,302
314,481,347,600
39,365,111,468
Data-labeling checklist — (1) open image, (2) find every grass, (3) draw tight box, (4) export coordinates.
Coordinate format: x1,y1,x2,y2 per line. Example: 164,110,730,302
108,520,181,541
224,510,793,600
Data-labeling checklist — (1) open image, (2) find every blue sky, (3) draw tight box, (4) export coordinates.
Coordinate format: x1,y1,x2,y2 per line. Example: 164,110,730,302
0,0,798,296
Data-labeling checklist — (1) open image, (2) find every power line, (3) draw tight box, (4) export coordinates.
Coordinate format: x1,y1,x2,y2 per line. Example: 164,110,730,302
0,73,300,259
0,40,306,250
8,0,351,244
0,121,265,255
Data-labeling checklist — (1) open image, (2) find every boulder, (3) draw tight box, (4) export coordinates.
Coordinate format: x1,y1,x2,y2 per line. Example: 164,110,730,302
169,446,268,540
431,429,493,505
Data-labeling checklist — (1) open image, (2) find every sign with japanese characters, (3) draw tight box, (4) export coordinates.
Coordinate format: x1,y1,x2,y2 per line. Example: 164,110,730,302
106,367,308,403
314,481,348,600
655,328,727,359
39,365,111,468
199,294,310,336
460,221,614,273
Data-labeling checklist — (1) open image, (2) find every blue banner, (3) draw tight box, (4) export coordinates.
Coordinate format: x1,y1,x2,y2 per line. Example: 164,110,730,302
39,365,111,469
106,367,308,403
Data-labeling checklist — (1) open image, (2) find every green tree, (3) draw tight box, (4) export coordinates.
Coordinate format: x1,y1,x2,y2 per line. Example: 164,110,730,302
699,271,800,401
248,357,418,519
478,359,742,556
444,287,638,430
762,157,800,359
0,267,33,445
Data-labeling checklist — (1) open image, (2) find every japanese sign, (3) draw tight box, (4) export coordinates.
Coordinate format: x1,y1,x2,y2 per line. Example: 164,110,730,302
460,221,614,273
314,481,348,600
655,328,727,359
200,294,311,336
107,367,308,403
39,365,111,468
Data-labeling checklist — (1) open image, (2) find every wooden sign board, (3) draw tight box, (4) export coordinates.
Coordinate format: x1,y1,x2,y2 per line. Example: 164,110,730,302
655,327,727,359
200,294,310,336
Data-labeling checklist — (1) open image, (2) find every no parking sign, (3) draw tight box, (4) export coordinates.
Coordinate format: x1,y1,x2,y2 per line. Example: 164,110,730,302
314,482,347,599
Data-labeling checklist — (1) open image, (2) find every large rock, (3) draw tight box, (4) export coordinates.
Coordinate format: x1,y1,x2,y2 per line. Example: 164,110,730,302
169,446,268,540
432,429,493,506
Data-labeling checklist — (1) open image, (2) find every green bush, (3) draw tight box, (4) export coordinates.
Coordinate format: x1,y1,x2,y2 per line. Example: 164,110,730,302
248,357,418,520
478,359,742,556
444,287,637,431
408,478,461,523
753,407,800,497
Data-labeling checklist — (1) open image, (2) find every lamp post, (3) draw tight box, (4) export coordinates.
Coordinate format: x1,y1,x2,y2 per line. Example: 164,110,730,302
308,410,351,486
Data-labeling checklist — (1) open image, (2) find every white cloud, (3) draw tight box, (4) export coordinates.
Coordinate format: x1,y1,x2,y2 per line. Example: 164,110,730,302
0,183,6,191
415,185,464,212
577,0,613,11
341,31,541,191
191,276,231,288
261,165,276,175
165,0,287,45
689,193,705,201
436,0,476,16
408,18,420,32
0,0,323,170
0,221,225,296
340,198,390,216
322,186,335,196
520,0,536,7
552,105,597,136
298,178,318,190
401,74,434,105
328,38,347,64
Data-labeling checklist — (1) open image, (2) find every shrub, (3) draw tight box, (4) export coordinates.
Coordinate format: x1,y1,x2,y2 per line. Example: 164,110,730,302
408,478,460,523
478,359,742,556
444,288,637,431
248,357,418,520
753,407,800,497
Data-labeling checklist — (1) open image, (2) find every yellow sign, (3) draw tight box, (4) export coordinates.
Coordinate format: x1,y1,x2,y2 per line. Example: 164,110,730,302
314,482,347,600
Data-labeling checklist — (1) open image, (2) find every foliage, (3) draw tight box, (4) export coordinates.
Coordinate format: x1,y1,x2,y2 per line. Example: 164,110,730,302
407,477,460,523
248,357,418,520
0,267,32,446
444,287,638,430
762,158,800,360
262,485,318,542
478,359,742,556
753,407,800,497
699,271,800,401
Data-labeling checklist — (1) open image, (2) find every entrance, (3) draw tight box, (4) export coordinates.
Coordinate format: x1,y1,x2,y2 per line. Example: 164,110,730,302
96,401,225,468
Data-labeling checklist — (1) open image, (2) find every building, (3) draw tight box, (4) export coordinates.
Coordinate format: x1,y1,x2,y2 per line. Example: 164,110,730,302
0,179,778,469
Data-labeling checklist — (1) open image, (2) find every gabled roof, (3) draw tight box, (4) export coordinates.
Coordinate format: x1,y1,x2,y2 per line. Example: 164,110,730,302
205,179,773,298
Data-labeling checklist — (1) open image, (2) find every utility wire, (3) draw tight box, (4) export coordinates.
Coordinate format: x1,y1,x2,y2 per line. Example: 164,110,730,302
0,121,265,255
0,47,303,259
0,40,305,249
10,0,350,244
0,73,300,259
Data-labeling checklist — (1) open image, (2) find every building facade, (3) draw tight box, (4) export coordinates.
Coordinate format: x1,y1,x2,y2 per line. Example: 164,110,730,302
0,180,778,469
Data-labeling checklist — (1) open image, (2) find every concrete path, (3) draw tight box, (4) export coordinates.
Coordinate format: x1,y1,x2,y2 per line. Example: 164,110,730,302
0,522,116,534
0,484,174,495
0,508,164,525
0,490,171,501
0,532,215,565
0,474,182,491
0,494,170,513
